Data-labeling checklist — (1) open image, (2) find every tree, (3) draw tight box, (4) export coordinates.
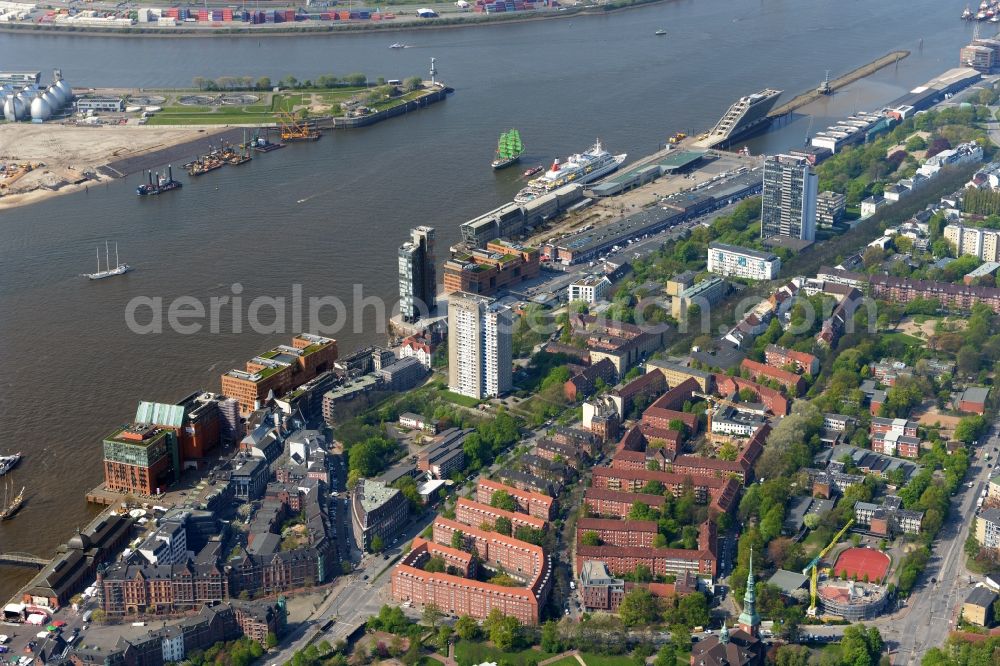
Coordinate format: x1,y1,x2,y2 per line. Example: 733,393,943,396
451,529,465,551
540,620,561,653
490,490,518,512
495,516,513,536
803,513,820,530
265,632,278,649
90,609,106,625
773,645,810,666
653,645,676,666
454,615,480,641
955,415,988,444
581,531,601,547
618,588,661,627
403,76,423,92
370,535,385,553
193,76,206,90
422,603,444,628
905,135,927,152
280,74,299,89
677,592,710,629
840,624,885,666
435,625,453,653
488,613,521,651
424,556,447,573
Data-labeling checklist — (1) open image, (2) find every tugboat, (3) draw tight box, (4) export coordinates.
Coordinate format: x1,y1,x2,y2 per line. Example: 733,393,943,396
523,165,544,178
186,152,225,176
137,166,182,196
492,129,524,170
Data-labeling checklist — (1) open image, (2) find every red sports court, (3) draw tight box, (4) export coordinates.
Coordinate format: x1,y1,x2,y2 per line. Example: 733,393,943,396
832,547,890,582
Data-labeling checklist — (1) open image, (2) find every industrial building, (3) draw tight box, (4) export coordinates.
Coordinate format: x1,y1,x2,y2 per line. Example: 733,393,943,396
76,96,125,113
2,68,73,122
545,170,763,265
809,112,894,155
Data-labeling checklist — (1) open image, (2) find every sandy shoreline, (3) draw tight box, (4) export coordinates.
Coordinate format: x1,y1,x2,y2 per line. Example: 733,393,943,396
0,124,233,212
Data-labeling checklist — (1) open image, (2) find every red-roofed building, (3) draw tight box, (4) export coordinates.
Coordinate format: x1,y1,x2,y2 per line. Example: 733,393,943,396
476,479,555,520
455,498,547,533
765,345,820,376
577,518,658,548
392,535,550,624
564,358,618,402
740,359,805,396
574,521,717,578
584,488,667,518
399,334,438,370
714,375,790,416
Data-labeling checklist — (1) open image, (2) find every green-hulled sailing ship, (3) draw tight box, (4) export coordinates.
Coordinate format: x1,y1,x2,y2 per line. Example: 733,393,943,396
492,129,524,169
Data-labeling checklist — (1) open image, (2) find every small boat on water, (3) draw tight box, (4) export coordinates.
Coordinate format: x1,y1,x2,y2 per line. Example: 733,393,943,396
655,28,666,35
85,241,130,280
389,42,407,49
0,454,20,478
523,165,544,178
963,5,974,18
0,485,24,521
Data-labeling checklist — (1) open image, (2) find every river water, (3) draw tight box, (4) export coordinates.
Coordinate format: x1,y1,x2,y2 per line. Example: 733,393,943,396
0,0,980,597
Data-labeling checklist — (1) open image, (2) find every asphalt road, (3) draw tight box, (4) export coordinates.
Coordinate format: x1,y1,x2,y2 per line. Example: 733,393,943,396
875,417,1000,664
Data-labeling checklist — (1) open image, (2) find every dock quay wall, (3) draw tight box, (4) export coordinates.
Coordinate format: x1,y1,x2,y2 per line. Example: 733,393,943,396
460,184,585,248
327,86,451,129
769,50,910,118
99,86,450,178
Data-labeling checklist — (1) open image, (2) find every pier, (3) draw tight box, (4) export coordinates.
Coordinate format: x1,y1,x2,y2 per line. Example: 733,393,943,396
768,50,911,118
0,552,49,569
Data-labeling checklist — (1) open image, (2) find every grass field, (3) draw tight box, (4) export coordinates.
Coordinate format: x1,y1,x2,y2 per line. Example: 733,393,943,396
145,86,421,125
453,641,553,666
440,390,481,408
881,331,924,347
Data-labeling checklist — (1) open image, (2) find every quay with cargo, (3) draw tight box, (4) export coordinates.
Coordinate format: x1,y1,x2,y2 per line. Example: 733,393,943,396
0,0,669,36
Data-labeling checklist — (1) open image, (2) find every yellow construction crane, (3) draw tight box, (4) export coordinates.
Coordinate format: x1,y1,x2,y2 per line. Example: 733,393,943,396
278,111,321,142
805,519,854,616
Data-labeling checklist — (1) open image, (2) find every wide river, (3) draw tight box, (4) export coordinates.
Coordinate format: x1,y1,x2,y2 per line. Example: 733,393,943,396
0,0,980,597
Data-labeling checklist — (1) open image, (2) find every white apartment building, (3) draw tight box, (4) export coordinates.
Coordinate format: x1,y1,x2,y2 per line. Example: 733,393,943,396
944,224,1000,262
761,154,818,241
707,242,781,281
568,274,612,304
448,292,512,399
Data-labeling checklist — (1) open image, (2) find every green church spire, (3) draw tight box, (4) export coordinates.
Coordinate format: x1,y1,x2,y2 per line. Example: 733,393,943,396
738,548,760,636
